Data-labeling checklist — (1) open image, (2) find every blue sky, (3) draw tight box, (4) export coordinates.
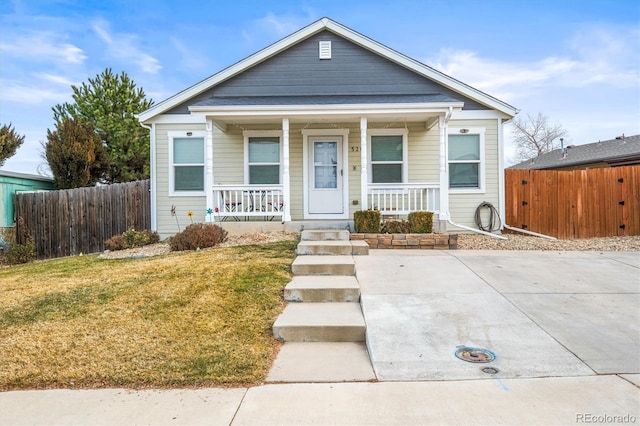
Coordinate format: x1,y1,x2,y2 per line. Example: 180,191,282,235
1,0,639,174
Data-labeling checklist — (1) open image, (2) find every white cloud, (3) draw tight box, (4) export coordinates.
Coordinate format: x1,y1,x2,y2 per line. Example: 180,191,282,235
426,25,639,101
257,12,303,36
169,36,207,72
0,79,70,104
0,32,86,64
92,19,162,74
249,10,318,39
35,73,77,87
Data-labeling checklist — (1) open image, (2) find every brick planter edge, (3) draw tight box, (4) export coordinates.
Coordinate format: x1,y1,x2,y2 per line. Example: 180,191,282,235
350,233,458,250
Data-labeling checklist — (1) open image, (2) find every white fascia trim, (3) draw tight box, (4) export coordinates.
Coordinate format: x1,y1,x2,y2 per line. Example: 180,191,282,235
139,18,517,123
148,114,207,124
450,110,511,120
190,103,462,116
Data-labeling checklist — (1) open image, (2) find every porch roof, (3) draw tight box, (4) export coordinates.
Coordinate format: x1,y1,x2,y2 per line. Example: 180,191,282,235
189,94,464,127
191,94,462,107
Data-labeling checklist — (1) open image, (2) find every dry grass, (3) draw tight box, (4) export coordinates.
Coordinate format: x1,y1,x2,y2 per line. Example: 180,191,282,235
0,240,297,390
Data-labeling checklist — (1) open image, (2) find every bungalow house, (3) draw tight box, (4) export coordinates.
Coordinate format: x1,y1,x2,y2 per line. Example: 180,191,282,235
138,18,518,238
510,134,640,170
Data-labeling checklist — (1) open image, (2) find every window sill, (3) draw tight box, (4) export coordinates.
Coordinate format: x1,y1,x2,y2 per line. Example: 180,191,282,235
449,188,485,194
170,191,206,197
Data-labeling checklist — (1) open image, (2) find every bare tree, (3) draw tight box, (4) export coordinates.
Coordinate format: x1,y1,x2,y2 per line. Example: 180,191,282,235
512,112,568,161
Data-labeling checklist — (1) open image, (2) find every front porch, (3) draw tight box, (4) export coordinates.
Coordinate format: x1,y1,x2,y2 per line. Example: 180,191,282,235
211,183,441,224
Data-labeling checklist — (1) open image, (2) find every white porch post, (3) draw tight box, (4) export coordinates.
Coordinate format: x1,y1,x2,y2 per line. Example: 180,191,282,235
282,118,291,222
205,119,215,222
438,115,449,221
360,117,368,210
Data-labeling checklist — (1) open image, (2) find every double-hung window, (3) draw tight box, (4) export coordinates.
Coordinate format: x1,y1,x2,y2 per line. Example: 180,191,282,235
170,131,205,194
369,129,408,183
448,128,484,191
244,132,282,184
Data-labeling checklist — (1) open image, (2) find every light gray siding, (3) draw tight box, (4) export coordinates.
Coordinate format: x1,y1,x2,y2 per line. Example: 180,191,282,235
168,31,487,114
448,119,500,229
155,123,207,238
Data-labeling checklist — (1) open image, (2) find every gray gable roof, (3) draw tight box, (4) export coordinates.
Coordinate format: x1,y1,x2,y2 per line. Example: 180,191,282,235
139,18,518,122
510,135,640,170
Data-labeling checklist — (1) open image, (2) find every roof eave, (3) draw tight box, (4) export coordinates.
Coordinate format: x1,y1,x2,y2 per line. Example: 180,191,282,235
188,101,464,115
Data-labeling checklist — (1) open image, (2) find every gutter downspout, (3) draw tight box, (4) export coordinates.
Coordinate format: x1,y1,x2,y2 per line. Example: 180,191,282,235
503,224,557,240
140,122,156,232
446,211,508,240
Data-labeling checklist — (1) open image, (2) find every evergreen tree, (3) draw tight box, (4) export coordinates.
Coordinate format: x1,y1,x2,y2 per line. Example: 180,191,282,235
0,123,26,167
45,117,109,189
52,68,153,183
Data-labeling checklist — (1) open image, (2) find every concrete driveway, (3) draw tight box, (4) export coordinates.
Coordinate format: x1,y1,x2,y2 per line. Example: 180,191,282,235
356,250,640,381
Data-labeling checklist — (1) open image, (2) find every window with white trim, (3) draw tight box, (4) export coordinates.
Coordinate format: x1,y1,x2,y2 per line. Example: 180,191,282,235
369,130,408,183
171,134,205,193
244,132,282,184
448,129,484,190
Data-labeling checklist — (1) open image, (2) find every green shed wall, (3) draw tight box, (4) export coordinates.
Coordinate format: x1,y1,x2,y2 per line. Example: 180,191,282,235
0,175,55,227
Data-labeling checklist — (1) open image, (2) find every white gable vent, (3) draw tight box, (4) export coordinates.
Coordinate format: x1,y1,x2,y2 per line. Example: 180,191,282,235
319,41,332,59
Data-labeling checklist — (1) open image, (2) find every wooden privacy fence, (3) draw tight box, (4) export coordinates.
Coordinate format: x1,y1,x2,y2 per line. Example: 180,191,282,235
15,180,150,259
505,166,640,239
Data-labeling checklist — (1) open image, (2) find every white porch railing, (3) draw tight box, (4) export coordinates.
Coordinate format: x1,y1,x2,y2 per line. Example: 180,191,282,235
212,185,284,222
367,183,440,215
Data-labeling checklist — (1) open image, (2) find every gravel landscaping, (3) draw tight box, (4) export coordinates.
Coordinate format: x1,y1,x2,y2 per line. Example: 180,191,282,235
457,233,640,251
98,231,639,260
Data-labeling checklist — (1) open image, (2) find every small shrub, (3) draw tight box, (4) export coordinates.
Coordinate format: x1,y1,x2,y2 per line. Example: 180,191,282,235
170,223,228,251
408,211,434,233
6,237,36,264
104,235,126,251
0,227,16,264
381,220,411,234
354,210,381,233
104,228,160,251
6,218,36,264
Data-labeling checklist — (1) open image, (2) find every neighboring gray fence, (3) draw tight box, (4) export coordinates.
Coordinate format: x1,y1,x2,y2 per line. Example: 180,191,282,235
14,180,150,259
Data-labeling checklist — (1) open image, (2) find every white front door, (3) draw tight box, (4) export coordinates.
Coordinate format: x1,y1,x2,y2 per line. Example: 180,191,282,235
308,136,344,214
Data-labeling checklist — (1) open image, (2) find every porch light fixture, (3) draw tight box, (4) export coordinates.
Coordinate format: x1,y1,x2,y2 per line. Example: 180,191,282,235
186,132,193,136
460,129,469,134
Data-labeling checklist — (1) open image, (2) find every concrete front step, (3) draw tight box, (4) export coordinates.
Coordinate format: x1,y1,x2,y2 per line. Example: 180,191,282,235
273,303,366,342
291,255,356,276
301,230,350,241
296,240,369,256
285,276,360,302
266,342,375,382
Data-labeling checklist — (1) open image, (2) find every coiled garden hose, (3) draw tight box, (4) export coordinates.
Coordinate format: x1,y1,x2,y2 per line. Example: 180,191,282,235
474,202,502,232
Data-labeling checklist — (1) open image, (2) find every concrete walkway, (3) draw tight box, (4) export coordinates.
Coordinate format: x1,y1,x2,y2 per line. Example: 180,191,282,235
2,250,639,425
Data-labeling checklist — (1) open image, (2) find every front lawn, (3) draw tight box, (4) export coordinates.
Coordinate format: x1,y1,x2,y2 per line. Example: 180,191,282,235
0,241,297,389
